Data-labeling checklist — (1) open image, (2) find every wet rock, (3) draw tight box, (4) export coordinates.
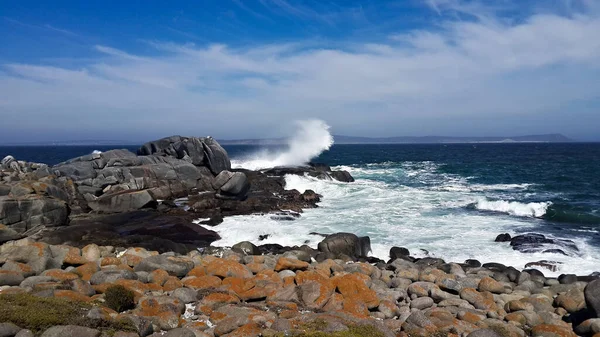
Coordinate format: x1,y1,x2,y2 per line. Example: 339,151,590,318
525,261,561,273
558,274,578,285
509,233,578,255
495,233,512,242
231,241,261,256
389,246,410,260
317,233,371,258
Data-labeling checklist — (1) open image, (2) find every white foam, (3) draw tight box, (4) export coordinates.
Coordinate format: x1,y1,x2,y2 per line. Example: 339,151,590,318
92,150,102,154
474,198,551,218
231,119,333,170
210,164,600,277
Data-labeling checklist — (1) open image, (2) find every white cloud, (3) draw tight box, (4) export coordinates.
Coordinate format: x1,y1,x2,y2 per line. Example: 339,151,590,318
1,1,600,140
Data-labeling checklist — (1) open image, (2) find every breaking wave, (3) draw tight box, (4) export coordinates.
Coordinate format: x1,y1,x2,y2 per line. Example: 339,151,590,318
472,198,551,218
231,119,333,170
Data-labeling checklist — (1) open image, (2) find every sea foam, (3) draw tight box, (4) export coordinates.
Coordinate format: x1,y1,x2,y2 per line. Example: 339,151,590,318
212,160,600,277
474,198,551,218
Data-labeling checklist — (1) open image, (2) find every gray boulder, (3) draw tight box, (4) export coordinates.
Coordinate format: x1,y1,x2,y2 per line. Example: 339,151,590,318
202,137,231,174
317,233,371,258
231,241,261,256
90,269,138,285
0,322,21,337
134,255,194,277
467,329,503,337
40,325,100,337
212,171,249,199
87,190,156,213
585,279,600,317
164,328,197,337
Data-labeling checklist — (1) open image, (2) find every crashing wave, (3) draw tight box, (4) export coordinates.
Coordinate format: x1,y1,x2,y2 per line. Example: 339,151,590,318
472,198,551,218
232,119,334,170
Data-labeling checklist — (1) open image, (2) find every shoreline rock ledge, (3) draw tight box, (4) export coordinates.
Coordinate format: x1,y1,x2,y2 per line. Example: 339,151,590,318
0,135,354,252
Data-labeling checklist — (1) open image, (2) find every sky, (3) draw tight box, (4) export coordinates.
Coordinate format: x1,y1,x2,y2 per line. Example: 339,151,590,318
0,0,599,143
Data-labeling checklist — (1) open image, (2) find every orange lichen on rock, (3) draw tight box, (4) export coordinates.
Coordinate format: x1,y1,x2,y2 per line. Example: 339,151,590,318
182,275,222,290
274,257,309,272
73,262,100,281
205,258,252,279
333,273,379,309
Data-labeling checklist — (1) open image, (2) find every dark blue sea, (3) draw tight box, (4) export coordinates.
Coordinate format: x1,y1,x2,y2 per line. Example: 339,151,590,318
2,143,599,275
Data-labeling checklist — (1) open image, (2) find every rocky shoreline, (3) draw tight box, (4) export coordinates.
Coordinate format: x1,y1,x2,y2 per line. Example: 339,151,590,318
1,135,600,337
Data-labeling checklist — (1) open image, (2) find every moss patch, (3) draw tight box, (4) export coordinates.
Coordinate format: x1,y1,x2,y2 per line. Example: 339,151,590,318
104,284,135,312
0,293,135,335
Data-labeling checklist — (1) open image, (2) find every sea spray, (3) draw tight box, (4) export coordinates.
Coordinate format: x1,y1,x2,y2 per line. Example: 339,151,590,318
232,119,334,170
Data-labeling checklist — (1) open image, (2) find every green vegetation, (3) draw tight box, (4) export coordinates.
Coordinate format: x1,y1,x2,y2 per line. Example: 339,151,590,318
0,293,135,335
104,284,135,312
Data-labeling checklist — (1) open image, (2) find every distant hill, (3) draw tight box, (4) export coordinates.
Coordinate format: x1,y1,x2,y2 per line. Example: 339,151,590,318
0,134,574,146
219,134,574,145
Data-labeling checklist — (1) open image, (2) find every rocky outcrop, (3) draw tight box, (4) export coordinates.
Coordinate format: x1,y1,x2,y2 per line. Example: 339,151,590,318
1,135,356,253
262,163,354,183
52,148,215,211
503,233,579,256
137,135,230,175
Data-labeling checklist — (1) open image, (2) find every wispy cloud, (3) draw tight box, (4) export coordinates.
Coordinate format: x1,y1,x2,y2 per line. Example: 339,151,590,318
4,17,79,37
1,1,599,140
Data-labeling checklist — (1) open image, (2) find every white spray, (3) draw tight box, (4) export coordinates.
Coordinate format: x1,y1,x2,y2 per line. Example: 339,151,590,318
233,119,334,170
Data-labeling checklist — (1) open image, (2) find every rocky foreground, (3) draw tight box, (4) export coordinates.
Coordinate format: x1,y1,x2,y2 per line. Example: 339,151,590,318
1,234,600,337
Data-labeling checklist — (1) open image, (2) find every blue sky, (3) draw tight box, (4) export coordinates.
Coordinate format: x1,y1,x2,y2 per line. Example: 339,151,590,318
1,0,599,142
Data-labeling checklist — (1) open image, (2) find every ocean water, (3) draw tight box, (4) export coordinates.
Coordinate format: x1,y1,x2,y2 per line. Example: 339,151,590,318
223,142,600,277
2,141,600,276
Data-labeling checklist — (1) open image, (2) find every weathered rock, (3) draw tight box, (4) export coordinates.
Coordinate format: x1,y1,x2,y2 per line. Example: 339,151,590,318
40,325,100,337
0,195,68,232
89,269,138,285
389,246,410,260
164,328,197,337
217,172,250,199
134,255,194,277
0,322,21,337
0,270,24,286
468,329,503,337
317,233,371,258
231,241,261,256
585,279,600,317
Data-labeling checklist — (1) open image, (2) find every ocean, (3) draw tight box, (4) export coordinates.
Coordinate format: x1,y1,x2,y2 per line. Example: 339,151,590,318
1,142,599,276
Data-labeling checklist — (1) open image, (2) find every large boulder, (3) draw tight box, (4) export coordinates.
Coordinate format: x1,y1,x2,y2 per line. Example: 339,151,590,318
87,190,156,213
585,279,600,317
212,171,250,199
0,195,68,232
317,233,371,258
